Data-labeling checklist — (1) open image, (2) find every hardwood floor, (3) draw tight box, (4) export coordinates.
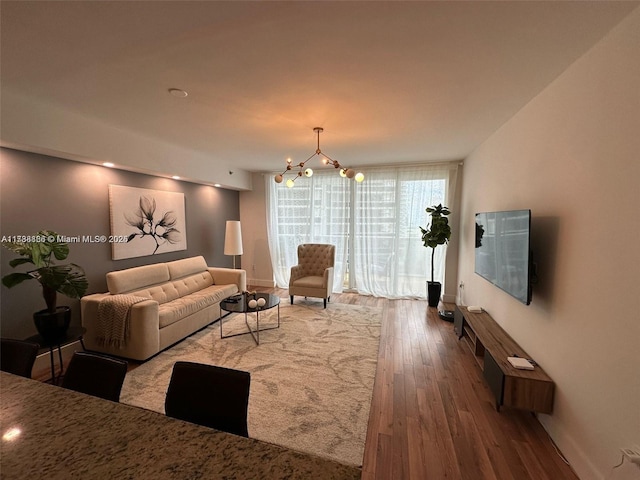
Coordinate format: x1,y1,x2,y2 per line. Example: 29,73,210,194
268,287,578,480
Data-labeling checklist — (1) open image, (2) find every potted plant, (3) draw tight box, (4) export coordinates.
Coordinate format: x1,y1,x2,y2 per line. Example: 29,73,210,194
2,230,88,340
419,204,451,307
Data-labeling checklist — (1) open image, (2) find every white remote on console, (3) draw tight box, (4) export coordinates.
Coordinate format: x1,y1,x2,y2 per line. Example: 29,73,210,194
467,306,483,313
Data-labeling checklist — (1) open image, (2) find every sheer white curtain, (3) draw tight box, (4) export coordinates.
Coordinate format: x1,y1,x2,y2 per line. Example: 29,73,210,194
266,170,349,291
352,164,458,298
266,163,458,298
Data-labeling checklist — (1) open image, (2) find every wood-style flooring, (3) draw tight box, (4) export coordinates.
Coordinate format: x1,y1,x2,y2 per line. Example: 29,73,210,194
266,287,578,480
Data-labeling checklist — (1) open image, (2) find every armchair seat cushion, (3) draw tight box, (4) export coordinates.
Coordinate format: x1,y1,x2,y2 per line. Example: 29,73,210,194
291,275,325,289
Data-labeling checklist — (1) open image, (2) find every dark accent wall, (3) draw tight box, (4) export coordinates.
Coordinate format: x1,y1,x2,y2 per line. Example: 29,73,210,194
0,148,240,338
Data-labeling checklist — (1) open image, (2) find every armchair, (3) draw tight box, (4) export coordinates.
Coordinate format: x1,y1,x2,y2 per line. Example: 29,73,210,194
289,244,335,308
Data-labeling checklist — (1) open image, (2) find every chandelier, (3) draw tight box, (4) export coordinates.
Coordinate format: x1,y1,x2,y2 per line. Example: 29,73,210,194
274,127,364,187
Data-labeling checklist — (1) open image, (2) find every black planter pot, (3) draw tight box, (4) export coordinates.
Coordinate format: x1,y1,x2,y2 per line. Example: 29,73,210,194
427,281,442,308
33,306,71,342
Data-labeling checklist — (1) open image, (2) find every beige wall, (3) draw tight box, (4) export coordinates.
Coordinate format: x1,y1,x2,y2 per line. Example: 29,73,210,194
240,173,275,287
457,8,640,480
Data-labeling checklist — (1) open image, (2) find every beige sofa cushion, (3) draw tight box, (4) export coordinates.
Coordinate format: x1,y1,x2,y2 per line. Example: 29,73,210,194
158,283,237,328
172,271,214,297
128,272,214,305
107,263,170,294
167,256,208,279
106,256,210,295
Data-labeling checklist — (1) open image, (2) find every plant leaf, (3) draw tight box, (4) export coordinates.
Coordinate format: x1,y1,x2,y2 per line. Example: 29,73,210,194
9,257,34,268
50,241,70,261
32,265,71,290
30,242,46,268
2,272,34,289
57,264,89,299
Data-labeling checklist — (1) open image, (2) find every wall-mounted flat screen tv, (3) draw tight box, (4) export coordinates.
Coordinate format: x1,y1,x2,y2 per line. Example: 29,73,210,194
475,209,532,305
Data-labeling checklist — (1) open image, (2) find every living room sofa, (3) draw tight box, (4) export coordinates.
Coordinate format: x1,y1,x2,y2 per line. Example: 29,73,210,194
81,256,246,361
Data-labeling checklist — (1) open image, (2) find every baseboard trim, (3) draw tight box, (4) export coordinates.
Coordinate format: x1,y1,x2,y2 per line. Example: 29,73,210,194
538,416,590,479
442,293,456,303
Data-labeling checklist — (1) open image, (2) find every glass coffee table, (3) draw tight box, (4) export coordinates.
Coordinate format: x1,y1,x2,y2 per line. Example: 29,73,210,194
219,293,280,345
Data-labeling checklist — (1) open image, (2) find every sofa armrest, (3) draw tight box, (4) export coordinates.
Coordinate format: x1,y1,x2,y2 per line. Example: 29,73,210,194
208,267,246,292
81,293,160,361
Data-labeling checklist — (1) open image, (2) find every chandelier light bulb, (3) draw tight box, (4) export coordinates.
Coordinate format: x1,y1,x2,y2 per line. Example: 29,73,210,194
339,169,347,178
275,174,283,183
355,172,365,183
304,168,314,177
286,178,295,188
286,157,292,164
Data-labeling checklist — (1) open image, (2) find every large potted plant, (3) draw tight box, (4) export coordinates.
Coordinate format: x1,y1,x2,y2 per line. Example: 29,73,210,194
419,204,451,307
2,230,88,341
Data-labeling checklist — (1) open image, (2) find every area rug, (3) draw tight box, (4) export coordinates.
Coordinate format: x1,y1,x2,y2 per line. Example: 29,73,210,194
119,300,382,466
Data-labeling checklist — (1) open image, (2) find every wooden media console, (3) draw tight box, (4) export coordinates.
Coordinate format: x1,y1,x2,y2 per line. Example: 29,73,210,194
453,305,555,414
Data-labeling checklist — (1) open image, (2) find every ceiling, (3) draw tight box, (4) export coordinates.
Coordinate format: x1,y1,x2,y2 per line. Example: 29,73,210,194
1,1,637,181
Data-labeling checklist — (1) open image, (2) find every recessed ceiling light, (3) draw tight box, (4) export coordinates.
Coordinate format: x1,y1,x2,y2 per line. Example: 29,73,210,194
103,162,115,168
171,175,181,180
214,184,221,188
168,88,188,98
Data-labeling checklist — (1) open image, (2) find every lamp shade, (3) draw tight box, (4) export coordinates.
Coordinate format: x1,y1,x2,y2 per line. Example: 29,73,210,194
224,221,243,256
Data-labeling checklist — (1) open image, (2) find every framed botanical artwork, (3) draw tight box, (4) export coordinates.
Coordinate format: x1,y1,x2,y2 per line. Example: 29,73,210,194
109,185,187,260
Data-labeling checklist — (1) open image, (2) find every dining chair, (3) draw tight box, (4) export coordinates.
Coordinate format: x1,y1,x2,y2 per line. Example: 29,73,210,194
61,351,128,401
0,338,40,378
165,361,251,437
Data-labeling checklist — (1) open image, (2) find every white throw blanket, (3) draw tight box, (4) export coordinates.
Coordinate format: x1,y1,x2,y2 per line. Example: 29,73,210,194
96,295,148,348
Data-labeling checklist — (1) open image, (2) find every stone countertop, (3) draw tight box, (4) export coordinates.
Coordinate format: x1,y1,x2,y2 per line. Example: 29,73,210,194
0,372,361,480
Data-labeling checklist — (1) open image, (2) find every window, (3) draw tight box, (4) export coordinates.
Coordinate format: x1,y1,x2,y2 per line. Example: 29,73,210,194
267,163,458,298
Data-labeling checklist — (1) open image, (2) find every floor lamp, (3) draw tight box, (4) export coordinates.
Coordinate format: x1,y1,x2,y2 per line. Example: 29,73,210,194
224,220,243,269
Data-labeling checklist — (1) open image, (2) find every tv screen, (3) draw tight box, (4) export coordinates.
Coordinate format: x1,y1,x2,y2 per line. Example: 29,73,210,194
475,209,532,305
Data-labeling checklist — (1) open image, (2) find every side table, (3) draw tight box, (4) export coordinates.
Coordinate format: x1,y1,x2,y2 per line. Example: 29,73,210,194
25,326,86,385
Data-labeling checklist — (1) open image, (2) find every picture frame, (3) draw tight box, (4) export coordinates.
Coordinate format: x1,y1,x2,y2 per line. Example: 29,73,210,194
109,185,187,260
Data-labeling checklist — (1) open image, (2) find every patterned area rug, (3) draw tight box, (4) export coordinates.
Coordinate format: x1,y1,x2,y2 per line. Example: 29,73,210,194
119,300,382,466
